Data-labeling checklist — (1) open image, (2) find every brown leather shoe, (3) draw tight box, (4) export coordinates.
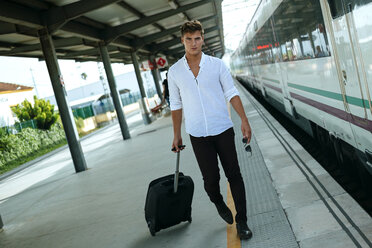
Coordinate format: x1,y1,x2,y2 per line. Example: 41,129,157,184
236,222,253,240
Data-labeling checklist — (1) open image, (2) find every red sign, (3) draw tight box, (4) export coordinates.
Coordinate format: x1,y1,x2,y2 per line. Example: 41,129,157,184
149,61,154,70
156,57,168,68
157,57,166,67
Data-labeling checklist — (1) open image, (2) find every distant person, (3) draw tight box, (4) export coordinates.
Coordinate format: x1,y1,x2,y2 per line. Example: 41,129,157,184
161,73,170,106
168,20,253,240
316,46,326,57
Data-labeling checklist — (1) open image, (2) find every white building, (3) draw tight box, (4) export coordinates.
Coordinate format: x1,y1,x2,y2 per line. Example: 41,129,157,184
43,70,164,108
0,82,34,127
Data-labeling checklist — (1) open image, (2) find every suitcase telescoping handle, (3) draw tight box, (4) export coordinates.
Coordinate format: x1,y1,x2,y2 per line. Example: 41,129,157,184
171,145,186,193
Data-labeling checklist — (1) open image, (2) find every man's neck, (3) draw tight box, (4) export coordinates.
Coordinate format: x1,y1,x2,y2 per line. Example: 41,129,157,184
185,52,202,65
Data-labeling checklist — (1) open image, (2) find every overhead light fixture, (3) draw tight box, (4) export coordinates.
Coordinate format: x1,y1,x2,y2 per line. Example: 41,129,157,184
168,0,177,9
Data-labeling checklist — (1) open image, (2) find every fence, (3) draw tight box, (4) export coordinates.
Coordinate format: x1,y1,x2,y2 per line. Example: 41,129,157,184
0,119,38,135
92,89,158,116
72,105,94,120
56,88,160,119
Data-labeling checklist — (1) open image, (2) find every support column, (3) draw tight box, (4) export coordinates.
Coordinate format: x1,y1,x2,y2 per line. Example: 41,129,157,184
150,55,163,100
98,42,130,140
131,51,151,124
38,29,87,173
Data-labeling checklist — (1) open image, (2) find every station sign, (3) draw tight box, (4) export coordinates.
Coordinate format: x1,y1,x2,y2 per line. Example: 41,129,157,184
141,60,154,71
141,56,168,71
155,56,168,68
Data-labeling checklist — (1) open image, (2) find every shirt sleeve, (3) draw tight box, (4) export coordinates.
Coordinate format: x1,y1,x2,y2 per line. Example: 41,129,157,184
168,69,183,111
219,60,239,102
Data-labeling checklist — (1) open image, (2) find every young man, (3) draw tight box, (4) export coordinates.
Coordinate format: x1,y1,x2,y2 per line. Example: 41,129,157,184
168,20,253,240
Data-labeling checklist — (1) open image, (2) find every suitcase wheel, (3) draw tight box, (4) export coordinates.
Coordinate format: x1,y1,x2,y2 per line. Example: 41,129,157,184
148,221,156,236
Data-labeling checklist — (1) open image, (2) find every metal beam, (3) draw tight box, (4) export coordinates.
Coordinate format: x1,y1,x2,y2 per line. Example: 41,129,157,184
117,2,165,32
204,35,220,42
133,15,217,49
0,37,84,56
166,45,184,55
0,1,42,28
63,46,119,58
104,0,213,42
44,0,122,32
0,41,21,49
0,21,16,35
62,21,102,41
0,2,151,54
0,21,37,36
110,52,148,61
208,46,222,51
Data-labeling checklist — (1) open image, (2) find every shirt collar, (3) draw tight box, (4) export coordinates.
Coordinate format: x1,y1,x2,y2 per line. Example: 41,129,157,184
183,52,205,70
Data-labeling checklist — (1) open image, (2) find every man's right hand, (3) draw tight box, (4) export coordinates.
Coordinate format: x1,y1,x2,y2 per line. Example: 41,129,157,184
172,136,184,152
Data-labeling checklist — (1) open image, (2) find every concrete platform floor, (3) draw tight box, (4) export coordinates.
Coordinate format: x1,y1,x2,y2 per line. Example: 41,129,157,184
0,112,230,248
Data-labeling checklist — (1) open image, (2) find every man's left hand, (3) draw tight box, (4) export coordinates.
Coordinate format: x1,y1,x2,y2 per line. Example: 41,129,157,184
241,118,252,144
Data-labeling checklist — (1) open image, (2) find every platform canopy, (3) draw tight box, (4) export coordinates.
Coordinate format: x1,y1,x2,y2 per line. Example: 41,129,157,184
0,0,225,64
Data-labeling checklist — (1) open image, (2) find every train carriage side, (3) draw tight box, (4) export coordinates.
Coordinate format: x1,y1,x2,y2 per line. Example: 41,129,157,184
231,0,372,194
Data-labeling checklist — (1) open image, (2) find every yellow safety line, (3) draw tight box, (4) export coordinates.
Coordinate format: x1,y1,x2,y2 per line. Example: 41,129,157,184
226,98,241,248
227,183,241,248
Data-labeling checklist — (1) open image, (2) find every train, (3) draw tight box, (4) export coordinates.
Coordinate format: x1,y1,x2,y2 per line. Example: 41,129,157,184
230,0,372,194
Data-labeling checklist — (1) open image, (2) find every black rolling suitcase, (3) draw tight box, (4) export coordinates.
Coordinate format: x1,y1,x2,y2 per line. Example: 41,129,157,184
144,147,194,236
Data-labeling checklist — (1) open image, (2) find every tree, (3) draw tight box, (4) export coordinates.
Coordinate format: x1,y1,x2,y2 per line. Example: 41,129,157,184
11,96,58,130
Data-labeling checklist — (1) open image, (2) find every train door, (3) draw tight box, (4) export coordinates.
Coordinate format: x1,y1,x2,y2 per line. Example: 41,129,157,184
321,0,372,151
323,0,371,124
270,16,295,117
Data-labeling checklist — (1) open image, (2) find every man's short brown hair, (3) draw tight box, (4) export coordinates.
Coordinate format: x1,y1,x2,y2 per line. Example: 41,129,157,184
180,20,204,36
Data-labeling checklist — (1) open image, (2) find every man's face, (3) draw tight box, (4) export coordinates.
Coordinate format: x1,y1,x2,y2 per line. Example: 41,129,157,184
181,31,204,56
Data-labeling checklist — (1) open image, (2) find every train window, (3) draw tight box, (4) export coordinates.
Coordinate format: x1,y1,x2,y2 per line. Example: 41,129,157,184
312,24,330,57
242,0,330,65
272,0,330,61
300,34,315,58
280,44,287,61
328,0,345,18
292,38,303,60
328,0,372,18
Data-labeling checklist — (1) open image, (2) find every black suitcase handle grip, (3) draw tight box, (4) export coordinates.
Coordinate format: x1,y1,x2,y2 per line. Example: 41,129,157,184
171,145,186,152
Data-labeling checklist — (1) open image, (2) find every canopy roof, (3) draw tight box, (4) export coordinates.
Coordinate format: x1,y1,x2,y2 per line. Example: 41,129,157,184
0,82,33,94
0,0,225,64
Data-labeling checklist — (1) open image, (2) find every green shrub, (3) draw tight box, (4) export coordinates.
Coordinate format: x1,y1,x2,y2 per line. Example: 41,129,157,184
0,125,66,172
11,96,58,130
0,127,7,137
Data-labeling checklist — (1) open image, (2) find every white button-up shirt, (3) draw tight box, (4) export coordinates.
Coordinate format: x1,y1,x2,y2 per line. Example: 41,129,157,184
168,52,239,137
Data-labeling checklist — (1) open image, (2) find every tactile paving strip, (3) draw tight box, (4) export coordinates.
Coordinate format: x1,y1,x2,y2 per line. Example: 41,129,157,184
231,107,299,248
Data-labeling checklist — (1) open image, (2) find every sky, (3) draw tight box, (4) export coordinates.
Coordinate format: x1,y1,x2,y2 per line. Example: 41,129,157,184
222,0,259,52
0,0,259,98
